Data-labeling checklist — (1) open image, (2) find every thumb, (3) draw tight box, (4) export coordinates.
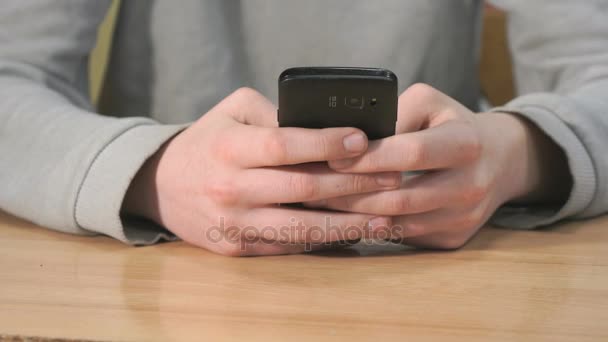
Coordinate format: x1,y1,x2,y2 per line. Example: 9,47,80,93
220,87,278,127
396,83,465,133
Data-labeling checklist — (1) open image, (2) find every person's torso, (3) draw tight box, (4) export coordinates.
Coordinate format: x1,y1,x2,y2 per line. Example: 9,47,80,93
99,0,483,123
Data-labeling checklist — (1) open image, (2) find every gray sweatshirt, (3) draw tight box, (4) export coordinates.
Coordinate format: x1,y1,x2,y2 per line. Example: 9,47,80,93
0,0,606,244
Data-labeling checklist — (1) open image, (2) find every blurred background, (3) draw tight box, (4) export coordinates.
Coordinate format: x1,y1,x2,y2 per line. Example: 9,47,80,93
89,1,515,108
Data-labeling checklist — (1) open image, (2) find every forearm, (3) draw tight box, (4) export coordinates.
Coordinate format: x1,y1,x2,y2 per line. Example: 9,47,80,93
489,0,608,225
0,75,170,236
0,1,187,244
490,81,608,224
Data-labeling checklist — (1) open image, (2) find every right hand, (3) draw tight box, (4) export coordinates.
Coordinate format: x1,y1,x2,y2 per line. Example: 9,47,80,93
123,88,399,256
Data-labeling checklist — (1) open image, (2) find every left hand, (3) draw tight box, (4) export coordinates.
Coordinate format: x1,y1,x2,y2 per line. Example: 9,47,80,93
304,83,554,249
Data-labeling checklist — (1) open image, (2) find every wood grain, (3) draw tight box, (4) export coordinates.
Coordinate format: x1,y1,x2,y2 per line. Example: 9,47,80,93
1,210,607,341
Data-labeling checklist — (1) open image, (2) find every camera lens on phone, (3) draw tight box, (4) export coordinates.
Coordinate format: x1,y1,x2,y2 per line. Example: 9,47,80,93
345,96,364,109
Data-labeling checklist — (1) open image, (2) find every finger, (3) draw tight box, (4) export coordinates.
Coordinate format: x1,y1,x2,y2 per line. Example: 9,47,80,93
189,218,356,257
213,124,369,168
403,203,492,250
396,83,472,133
372,205,487,244
395,84,441,133
238,164,401,204
243,207,391,243
304,169,487,215
213,87,279,127
328,121,481,173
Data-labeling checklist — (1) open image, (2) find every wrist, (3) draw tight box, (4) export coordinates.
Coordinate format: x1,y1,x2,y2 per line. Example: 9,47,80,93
481,112,571,204
476,112,531,202
122,144,166,224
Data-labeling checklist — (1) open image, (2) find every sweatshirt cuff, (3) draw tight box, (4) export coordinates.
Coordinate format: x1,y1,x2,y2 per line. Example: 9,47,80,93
489,94,596,229
74,123,187,244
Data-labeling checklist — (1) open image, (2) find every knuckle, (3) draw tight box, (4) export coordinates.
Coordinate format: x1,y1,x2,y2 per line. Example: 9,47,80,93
204,179,240,206
221,220,243,241
223,231,241,245
405,83,439,101
340,196,356,211
458,210,485,229
220,243,245,257
311,132,331,159
389,194,414,214
462,183,488,204
210,136,235,163
458,217,477,231
231,87,260,101
403,138,427,168
263,130,288,164
220,215,240,231
442,108,460,120
401,221,426,237
362,152,383,170
470,208,487,225
435,235,469,250
458,126,483,162
467,134,483,161
287,174,319,200
348,174,370,192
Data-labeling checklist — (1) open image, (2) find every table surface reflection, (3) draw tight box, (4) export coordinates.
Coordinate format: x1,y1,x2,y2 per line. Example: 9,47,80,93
1,210,607,341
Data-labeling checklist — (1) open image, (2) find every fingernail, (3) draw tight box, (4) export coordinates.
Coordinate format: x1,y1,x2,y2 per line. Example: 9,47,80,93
329,158,355,169
343,133,366,153
375,173,401,187
367,216,391,231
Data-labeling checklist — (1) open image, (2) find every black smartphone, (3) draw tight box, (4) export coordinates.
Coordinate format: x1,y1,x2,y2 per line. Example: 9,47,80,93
278,67,398,140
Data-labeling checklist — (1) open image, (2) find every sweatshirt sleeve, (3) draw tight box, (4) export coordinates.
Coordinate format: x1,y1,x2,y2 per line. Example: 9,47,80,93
487,0,608,228
0,1,184,244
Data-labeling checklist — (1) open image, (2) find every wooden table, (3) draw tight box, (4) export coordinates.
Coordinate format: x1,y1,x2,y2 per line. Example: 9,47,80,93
1,210,607,342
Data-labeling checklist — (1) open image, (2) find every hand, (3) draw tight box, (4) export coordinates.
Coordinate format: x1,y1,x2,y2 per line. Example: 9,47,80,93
305,84,570,249
123,88,399,256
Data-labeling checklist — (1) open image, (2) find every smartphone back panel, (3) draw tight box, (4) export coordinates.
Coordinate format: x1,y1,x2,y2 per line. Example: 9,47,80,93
278,67,398,140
